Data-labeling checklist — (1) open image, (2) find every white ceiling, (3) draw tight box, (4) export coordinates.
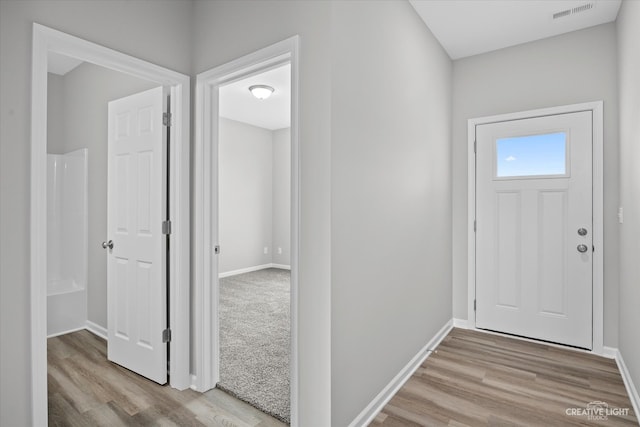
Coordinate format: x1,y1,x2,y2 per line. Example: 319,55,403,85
219,63,291,131
409,0,621,60
48,51,83,75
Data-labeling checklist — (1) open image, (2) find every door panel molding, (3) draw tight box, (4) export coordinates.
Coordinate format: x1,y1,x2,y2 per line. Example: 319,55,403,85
475,111,593,349
30,24,190,426
107,87,167,384
467,101,603,354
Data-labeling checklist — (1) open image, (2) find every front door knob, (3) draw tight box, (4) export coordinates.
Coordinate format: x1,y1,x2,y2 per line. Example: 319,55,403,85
578,228,588,236
577,244,588,253
102,240,114,249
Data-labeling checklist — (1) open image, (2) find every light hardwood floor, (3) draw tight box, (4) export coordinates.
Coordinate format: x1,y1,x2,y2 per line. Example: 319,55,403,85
47,330,287,426
372,328,638,426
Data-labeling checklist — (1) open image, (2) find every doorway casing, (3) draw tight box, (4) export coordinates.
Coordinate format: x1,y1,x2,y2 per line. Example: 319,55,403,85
30,24,191,426
466,101,604,354
193,36,300,425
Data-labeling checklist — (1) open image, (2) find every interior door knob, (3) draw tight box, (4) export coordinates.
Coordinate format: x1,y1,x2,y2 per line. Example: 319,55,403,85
102,240,114,249
577,244,588,253
578,228,588,236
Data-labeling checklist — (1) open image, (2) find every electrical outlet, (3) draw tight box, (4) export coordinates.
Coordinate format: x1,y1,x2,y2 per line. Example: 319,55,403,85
264,247,269,254
278,247,282,254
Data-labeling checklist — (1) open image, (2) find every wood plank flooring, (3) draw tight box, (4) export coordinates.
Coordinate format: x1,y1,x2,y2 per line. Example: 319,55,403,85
47,330,287,426
372,328,638,426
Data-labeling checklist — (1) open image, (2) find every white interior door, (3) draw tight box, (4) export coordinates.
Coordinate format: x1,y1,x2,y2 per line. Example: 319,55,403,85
476,111,593,349
106,86,168,383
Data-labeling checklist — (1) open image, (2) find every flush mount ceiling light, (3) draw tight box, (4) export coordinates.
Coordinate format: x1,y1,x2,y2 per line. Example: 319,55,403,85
249,84,274,100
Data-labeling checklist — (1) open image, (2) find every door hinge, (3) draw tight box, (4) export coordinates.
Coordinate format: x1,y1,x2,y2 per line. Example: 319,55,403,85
214,245,220,255
474,299,477,312
474,220,477,232
162,328,171,343
474,140,477,154
162,220,172,235
163,112,172,127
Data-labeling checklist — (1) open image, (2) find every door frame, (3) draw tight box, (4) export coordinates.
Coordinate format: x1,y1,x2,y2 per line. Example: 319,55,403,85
467,101,604,354
193,36,300,425
30,24,191,426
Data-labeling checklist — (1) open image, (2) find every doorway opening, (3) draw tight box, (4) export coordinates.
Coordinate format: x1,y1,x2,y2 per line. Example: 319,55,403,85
194,37,300,425
45,52,164,343
466,101,604,354
216,63,292,422
30,24,190,425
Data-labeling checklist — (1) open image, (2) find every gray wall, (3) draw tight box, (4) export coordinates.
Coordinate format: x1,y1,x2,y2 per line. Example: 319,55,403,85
47,74,66,153
0,1,192,425
218,119,291,274
616,0,640,398
272,127,291,267
219,118,274,273
48,63,157,328
451,24,620,347
330,1,452,425
192,2,333,423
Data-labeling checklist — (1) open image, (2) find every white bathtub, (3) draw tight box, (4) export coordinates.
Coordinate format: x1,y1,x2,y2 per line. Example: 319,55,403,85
47,280,87,337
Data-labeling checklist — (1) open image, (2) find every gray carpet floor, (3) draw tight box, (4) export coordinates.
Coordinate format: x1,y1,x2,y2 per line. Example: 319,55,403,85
219,268,290,423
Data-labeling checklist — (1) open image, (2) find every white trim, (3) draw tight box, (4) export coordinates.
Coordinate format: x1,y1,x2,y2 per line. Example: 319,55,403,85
190,374,198,391
85,321,108,340
218,263,292,278
30,24,191,425
167,76,192,391
603,346,618,359
46,326,86,339
46,322,107,340
30,26,49,427
467,101,604,355
219,264,274,278
194,36,300,425
613,349,640,419
453,318,470,329
348,320,453,427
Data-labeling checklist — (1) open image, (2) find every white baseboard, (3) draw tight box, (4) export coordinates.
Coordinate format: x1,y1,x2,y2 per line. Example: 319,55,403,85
219,263,291,278
48,321,107,340
190,374,199,390
85,320,108,340
613,348,640,420
453,318,469,329
219,264,272,278
348,319,454,427
46,326,85,339
603,346,617,359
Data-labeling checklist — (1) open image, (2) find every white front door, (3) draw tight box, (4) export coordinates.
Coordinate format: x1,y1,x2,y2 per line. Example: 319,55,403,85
106,86,168,383
476,111,593,349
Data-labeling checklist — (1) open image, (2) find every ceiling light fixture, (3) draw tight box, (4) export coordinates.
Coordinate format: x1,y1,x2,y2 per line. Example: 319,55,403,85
249,84,274,100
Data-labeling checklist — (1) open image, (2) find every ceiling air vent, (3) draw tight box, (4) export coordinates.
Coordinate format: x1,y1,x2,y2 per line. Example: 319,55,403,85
572,3,594,14
553,9,571,19
553,2,595,19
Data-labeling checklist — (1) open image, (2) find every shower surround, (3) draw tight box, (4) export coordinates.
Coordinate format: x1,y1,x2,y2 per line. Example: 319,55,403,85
47,148,88,337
